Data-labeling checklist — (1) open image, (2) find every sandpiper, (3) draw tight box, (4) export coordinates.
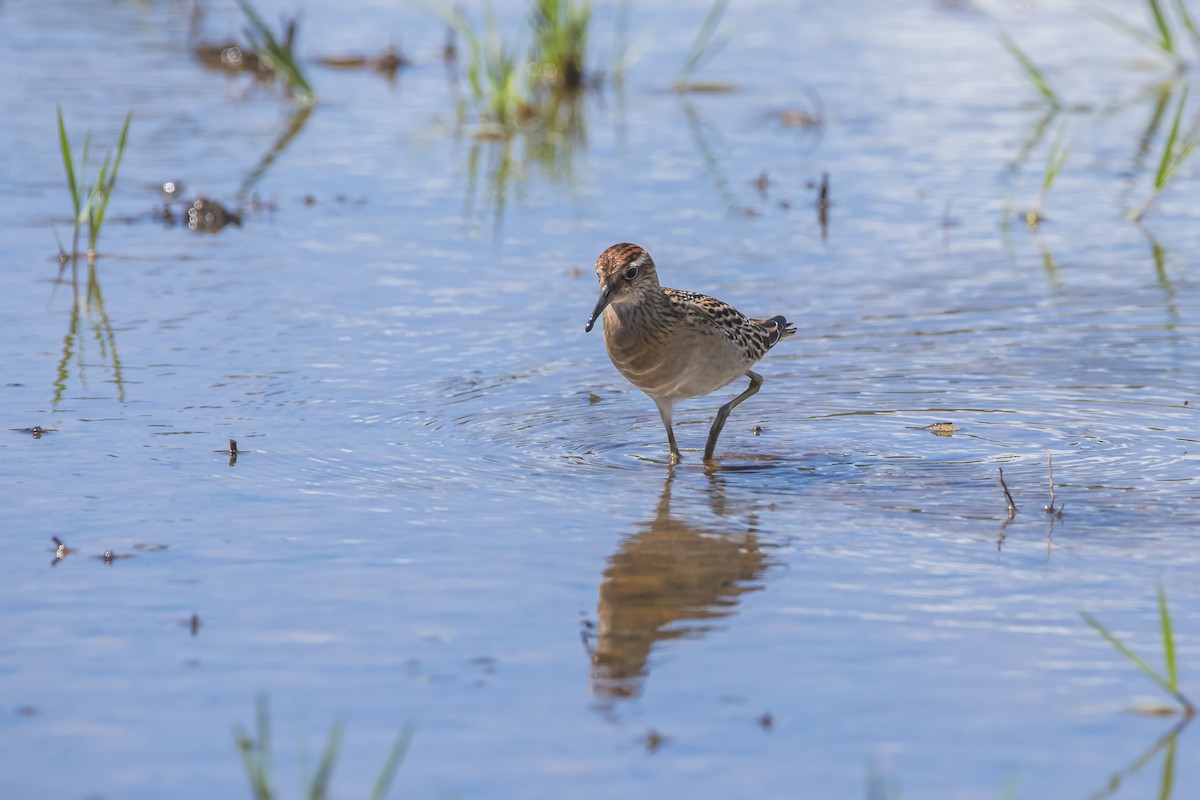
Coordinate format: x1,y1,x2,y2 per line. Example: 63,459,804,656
585,243,794,463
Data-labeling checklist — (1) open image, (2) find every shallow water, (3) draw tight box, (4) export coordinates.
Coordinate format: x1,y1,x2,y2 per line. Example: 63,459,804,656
2,0,1198,798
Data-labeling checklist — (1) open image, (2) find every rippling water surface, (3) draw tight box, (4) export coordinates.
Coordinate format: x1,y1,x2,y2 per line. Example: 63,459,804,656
1,0,1198,797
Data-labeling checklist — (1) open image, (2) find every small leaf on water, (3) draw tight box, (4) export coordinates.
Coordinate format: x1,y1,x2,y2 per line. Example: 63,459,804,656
1125,704,1180,717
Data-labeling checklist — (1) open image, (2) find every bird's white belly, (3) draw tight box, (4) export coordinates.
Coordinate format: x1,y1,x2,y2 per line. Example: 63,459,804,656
606,323,749,402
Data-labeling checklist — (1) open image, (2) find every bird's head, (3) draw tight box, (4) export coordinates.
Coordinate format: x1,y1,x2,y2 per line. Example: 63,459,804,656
585,243,660,332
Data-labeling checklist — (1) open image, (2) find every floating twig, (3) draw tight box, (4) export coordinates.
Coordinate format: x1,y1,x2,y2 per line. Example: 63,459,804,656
1044,447,1064,517
816,172,830,239
998,466,1017,519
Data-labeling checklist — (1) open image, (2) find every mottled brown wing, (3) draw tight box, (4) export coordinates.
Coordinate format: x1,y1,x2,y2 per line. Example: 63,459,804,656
664,287,775,360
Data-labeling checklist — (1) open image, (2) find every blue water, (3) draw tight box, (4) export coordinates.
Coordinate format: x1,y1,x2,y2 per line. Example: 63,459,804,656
1,1,1198,797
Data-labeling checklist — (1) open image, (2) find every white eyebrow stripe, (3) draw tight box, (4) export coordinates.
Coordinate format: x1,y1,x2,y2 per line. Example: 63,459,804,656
627,252,648,270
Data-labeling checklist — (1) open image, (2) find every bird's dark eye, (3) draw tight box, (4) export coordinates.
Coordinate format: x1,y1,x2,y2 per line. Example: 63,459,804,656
623,266,639,280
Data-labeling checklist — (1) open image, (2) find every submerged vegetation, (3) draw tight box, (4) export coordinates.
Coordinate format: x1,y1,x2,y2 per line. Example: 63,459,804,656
236,696,414,800
55,108,132,264
439,0,599,230
445,0,594,134
529,0,591,90
447,4,533,132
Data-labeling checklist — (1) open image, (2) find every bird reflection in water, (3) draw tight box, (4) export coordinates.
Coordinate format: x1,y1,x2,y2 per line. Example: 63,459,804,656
588,472,772,705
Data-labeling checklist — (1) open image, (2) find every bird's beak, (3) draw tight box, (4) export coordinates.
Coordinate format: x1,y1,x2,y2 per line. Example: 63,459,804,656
585,284,612,333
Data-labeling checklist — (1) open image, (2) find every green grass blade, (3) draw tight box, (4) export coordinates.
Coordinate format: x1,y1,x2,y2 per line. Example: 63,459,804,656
51,223,67,256
237,0,314,103
1154,86,1186,190
680,0,731,80
1176,0,1200,37
1175,0,1200,57
1159,733,1177,800
88,112,131,247
1158,585,1178,692
1160,87,1199,187
368,725,415,800
1043,119,1073,192
1168,134,1200,185
77,131,93,226
56,108,81,217
1000,34,1061,109
1082,611,1177,698
110,111,132,191
308,720,344,800
234,695,274,800
236,0,276,50
90,152,112,247
256,695,273,794
235,730,273,800
999,774,1022,800
1147,0,1175,54
81,131,91,187
1088,2,1168,52
86,191,102,252
95,148,112,195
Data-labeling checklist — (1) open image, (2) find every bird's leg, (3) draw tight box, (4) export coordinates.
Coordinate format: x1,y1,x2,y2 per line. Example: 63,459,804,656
655,400,681,464
704,370,763,461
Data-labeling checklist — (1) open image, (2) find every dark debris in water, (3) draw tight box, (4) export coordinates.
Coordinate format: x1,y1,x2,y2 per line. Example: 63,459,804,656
157,184,359,233
777,108,820,128
314,45,409,78
182,613,203,636
998,467,1018,520
157,190,242,233
48,536,168,567
11,425,53,439
673,81,738,94
97,550,135,565
186,196,242,233
468,656,497,675
156,182,278,234
216,438,245,466
190,5,298,80
193,41,268,76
